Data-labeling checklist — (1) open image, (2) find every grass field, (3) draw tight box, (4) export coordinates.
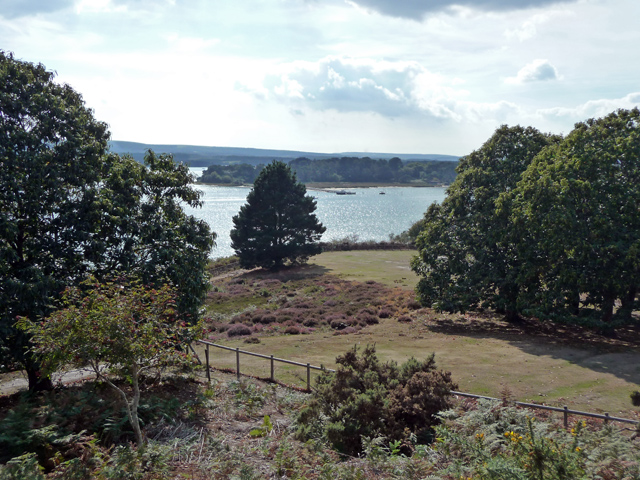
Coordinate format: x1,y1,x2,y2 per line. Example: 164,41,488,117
199,250,640,418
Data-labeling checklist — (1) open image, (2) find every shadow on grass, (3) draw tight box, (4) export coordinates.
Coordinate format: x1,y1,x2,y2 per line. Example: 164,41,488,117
425,312,640,386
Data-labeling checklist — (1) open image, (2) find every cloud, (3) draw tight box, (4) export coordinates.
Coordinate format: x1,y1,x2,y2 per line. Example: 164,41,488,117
505,59,561,84
239,56,523,125
504,20,538,41
0,0,74,18
345,0,577,20
247,57,440,118
537,92,640,120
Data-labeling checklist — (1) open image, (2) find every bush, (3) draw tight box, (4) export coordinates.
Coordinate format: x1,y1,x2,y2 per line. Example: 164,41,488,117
284,326,301,335
227,324,252,337
357,313,379,325
295,344,457,456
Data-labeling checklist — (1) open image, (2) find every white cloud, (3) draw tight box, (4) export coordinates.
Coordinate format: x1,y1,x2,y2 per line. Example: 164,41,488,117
504,20,537,41
165,34,220,53
537,92,640,120
505,59,561,84
239,56,528,128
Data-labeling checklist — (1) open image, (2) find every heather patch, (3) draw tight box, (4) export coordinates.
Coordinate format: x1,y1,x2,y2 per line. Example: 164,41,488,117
205,272,416,339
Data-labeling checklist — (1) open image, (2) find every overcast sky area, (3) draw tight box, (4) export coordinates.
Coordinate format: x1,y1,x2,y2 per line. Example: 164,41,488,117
2,0,638,155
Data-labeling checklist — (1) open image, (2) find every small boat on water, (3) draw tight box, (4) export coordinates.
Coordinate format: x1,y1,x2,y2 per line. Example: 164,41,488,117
335,190,356,195
379,191,386,195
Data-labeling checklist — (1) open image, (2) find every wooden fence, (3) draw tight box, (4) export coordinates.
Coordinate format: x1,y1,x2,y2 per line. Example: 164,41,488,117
198,340,334,392
197,340,639,429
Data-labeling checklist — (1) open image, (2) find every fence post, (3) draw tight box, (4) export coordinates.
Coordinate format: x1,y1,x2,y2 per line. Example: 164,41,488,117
205,344,211,383
270,355,275,382
236,347,240,380
307,363,311,392
604,412,610,424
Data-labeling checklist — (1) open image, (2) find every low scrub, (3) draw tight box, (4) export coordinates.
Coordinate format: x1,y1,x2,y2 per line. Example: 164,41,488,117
206,274,418,339
295,344,457,456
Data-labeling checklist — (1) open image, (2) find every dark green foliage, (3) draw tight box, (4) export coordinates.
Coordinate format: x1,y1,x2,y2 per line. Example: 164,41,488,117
510,108,640,323
199,163,261,184
296,345,457,456
230,160,326,269
0,51,110,388
288,156,458,185
199,157,459,185
413,110,640,326
0,385,180,465
412,125,558,320
0,52,215,387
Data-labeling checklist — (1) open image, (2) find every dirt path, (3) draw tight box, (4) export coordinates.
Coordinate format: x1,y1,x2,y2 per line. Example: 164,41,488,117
0,368,97,396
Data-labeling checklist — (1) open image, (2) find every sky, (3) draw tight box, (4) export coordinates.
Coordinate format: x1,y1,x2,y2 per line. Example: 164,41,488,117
2,0,639,156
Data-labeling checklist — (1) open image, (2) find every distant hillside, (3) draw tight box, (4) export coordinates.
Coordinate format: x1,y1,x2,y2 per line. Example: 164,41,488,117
108,141,460,167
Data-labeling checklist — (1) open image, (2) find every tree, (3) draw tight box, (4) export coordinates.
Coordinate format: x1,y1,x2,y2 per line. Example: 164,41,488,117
510,108,640,323
0,52,216,389
411,125,559,320
18,279,201,445
230,160,326,269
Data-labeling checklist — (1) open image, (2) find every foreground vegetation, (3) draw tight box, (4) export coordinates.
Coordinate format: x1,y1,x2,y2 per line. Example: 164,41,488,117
1,368,638,479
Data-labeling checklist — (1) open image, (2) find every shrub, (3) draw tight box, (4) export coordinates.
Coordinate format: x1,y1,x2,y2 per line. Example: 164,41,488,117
227,324,252,337
398,315,412,323
357,313,379,325
284,326,302,335
333,326,359,335
302,318,317,327
257,314,277,325
329,316,356,330
405,299,422,310
295,344,457,456
378,308,393,318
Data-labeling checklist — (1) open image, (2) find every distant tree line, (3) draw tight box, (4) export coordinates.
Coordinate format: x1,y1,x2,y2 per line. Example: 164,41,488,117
199,156,458,185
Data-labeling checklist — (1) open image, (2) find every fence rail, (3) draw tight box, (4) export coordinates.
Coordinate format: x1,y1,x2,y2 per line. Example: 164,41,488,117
451,391,638,428
198,340,334,391
197,340,638,428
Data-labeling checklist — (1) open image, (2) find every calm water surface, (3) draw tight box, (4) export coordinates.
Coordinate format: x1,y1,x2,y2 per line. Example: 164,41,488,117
184,168,447,259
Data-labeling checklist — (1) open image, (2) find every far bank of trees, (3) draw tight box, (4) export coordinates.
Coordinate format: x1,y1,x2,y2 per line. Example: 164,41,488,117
411,109,640,327
199,156,458,185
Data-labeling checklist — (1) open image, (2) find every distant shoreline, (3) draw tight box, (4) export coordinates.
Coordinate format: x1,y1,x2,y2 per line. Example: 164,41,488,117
196,181,448,189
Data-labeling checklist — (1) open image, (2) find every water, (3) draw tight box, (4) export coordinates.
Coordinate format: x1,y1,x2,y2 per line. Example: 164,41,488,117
184,168,447,259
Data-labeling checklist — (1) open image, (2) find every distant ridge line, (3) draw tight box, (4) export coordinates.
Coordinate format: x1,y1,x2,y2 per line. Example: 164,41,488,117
108,140,460,167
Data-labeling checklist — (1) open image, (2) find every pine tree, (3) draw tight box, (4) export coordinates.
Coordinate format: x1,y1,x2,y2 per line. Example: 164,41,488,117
231,161,326,269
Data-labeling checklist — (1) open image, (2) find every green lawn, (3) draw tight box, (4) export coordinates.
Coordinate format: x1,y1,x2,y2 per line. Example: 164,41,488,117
199,250,640,417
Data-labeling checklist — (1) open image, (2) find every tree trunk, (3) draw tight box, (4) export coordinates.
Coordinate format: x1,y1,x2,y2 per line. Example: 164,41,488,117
569,290,580,316
601,292,615,323
25,362,53,392
129,366,144,445
619,285,637,320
